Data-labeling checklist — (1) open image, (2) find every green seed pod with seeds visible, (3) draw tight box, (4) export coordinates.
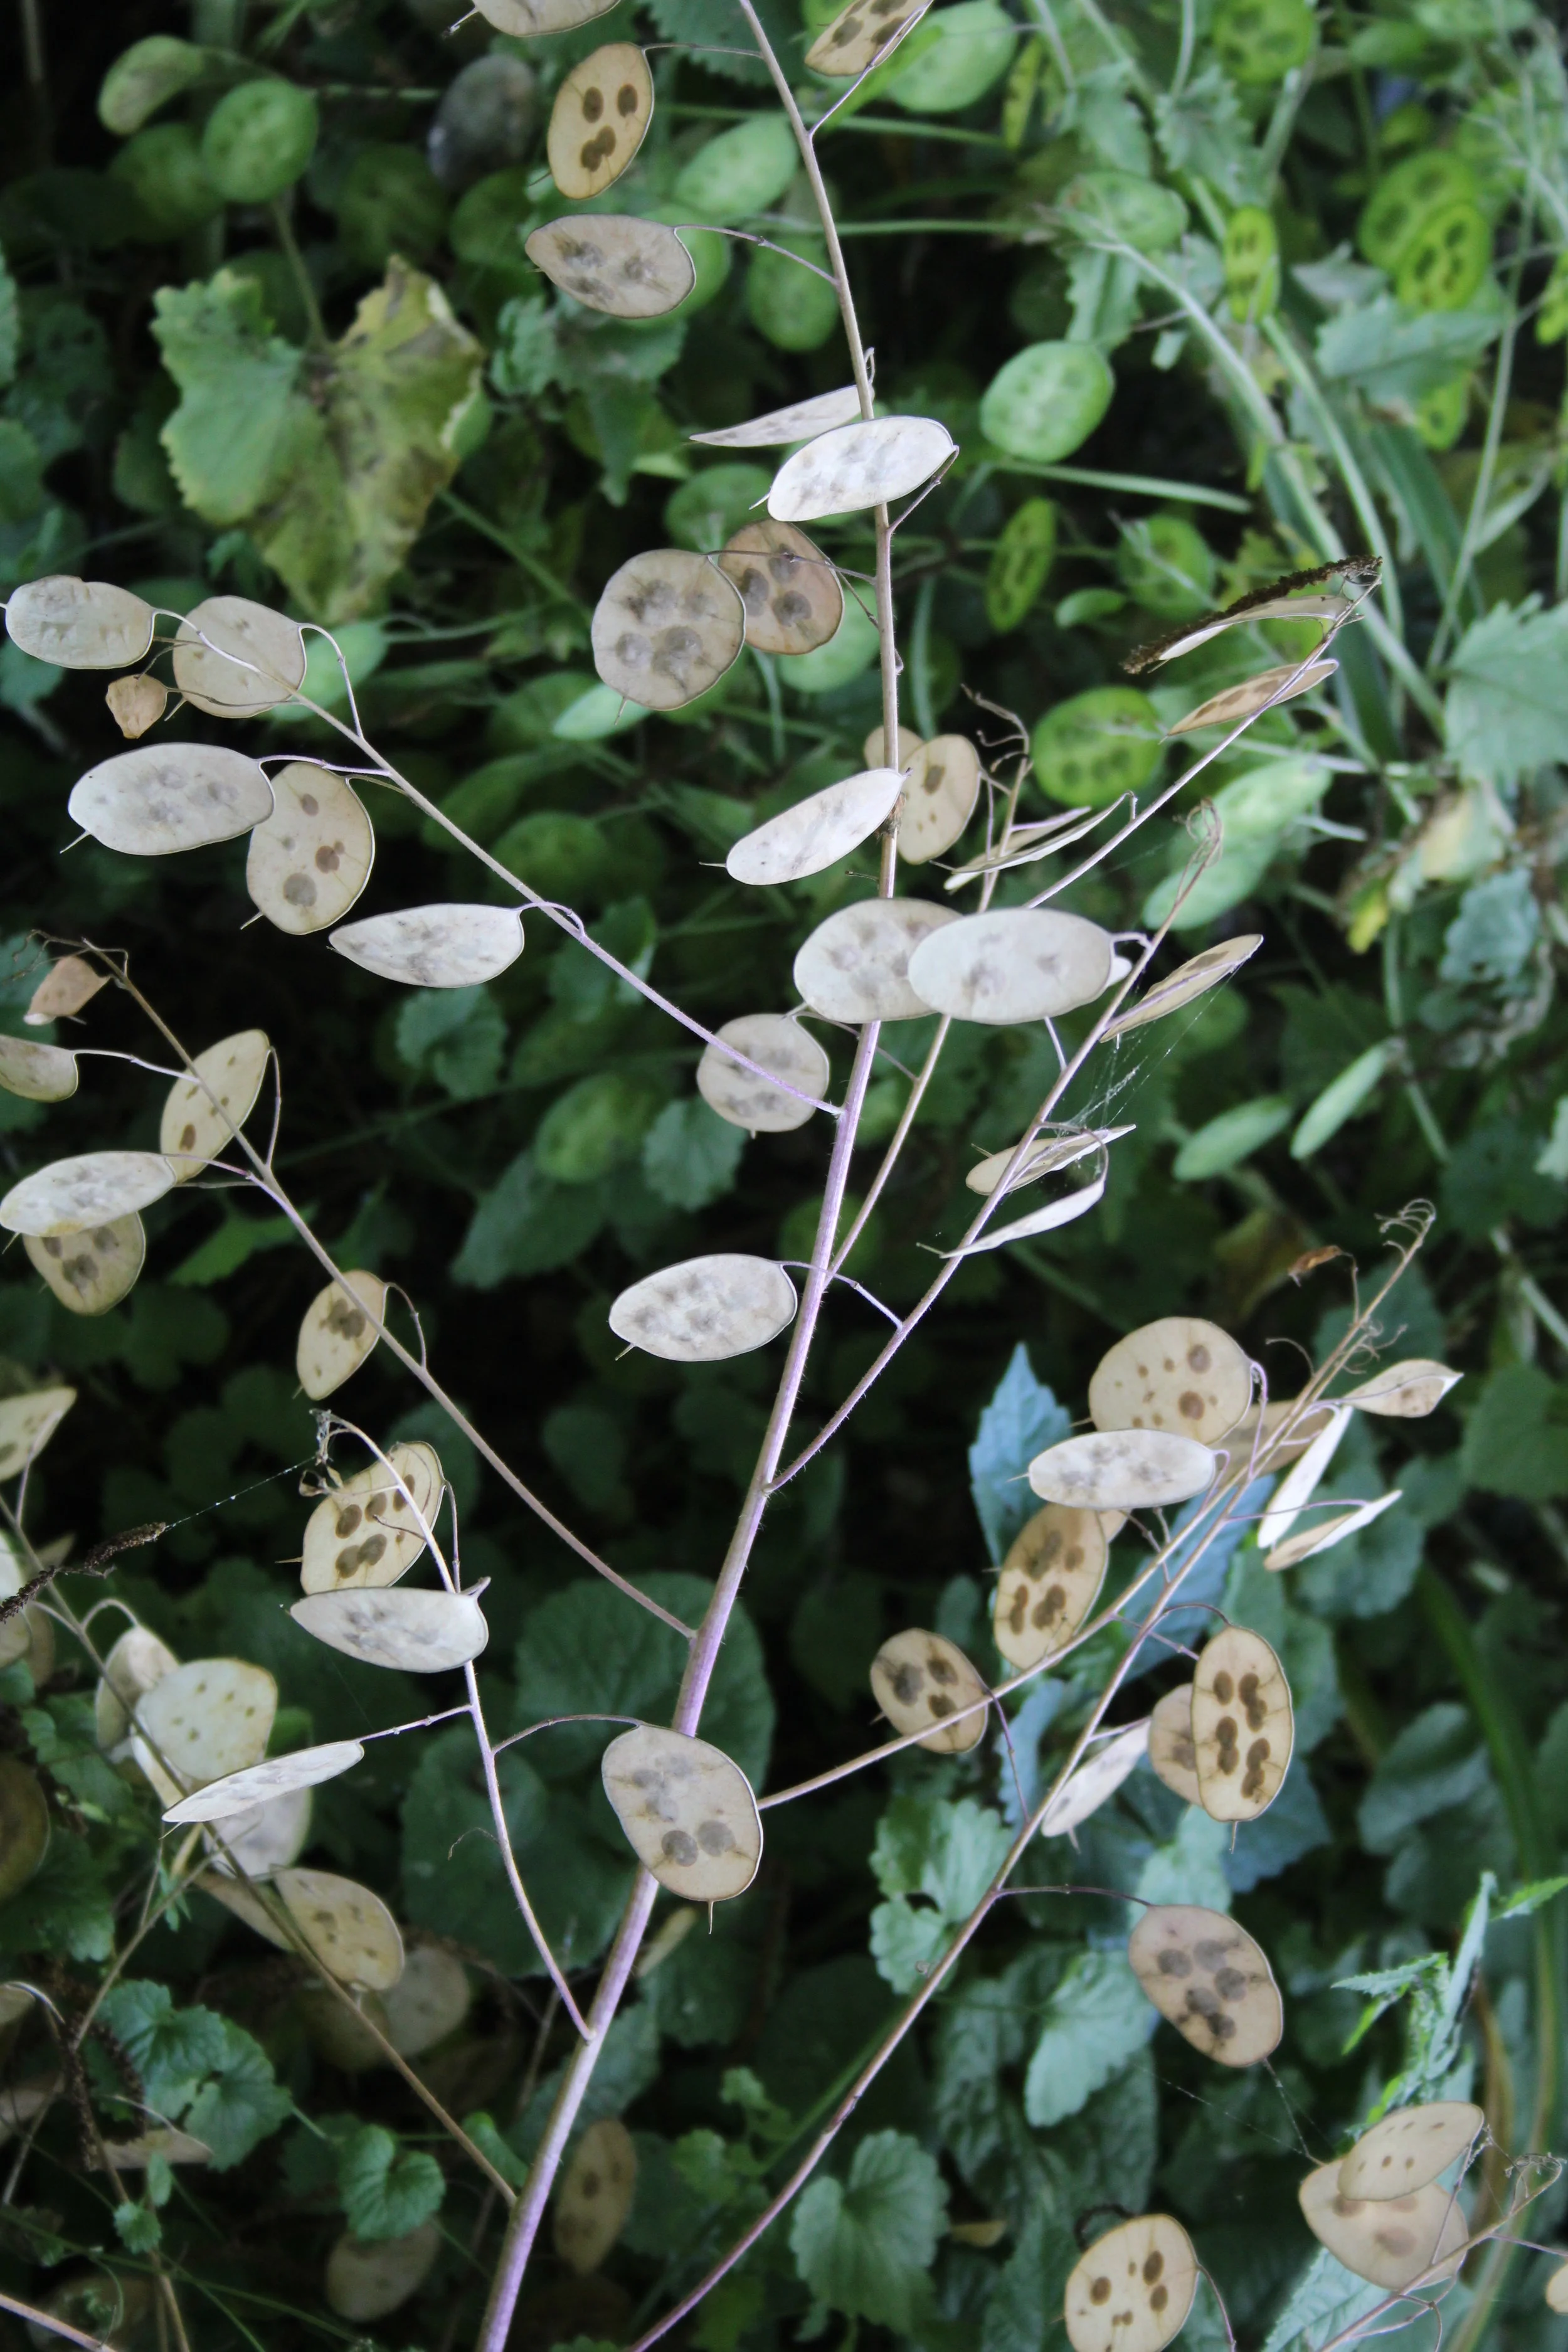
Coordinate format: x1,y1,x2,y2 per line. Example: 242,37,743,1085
986,497,1056,633
201,79,319,204
1032,685,1162,808
1224,206,1279,320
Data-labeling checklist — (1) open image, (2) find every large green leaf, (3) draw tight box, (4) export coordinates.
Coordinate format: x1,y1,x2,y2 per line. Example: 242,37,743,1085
1022,1949,1153,2126
1445,598,1568,786
790,2129,947,2331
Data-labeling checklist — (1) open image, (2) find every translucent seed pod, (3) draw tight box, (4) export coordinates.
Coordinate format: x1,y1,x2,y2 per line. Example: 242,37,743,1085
1,1152,174,1239
992,1505,1109,1670
0,1386,76,1478
793,898,958,1022
1338,2102,1483,2201
554,2119,637,2274
171,595,305,718
609,1254,797,1362
1063,2215,1198,2352
547,45,653,199
134,1658,278,1791
1128,1903,1282,2066
718,521,843,656
869,1629,987,1754
696,1015,829,1135
601,1725,761,1901
296,1272,387,1401
159,1029,270,1180
246,762,375,936
300,1443,443,1594
203,1865,405,1989
1191,1627,1293,1822
291,1587,489,1674
25,1216,145,1317
1297,2162,1467,2290
591,548,745,710
1148,1685,1200,1805
527,215,695,318
1089,1317,1252,1447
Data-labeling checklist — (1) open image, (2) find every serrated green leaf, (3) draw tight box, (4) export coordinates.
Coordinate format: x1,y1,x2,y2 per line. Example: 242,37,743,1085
99,1983,228,2119
1022,1948,1153,2126
790,2129,947,2331
641,1097,745,1212
184,2020,291,2169
337,2123,445,2240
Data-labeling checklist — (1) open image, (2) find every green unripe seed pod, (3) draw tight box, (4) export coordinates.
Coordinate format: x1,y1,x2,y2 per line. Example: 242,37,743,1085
1115,511,1216,620
1212,0,1315,85
110,122,223,236
1394,201,1490,312
1032,684,1162,808
1412,376,1467,451
1224,206,1279,321
1357,149,1477,270
674,114,798,223
0,1758,50,1902
746,237,839,351
986,497,1057,633
980,340,1113,463
98,35,209,137
202,78,320,205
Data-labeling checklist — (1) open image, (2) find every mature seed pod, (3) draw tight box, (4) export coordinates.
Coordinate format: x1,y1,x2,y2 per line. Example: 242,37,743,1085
1297,2163,1467,2289
205,1786,313,1878
769,416,954,521
296,1984,389,2072
25,955,107,1025
806,0,929,76
1064,2215,1197,2352
527,215,695,317
697,1015,829,1133
1103,936,1262,1038
7,576,156,667
718,521,843,656
0,1037,78,1104
601,1725,762,1900
992,1504,1109,1670
898,736,981,864
1340,2102,1483,2201
134,1658,277,1791
728,768,902,886
967,1125,1131,1199
104,674,167,738
163,1740,365,1825
1148,1686,1200,1804
946,1162,1110,1256
1028,1430,1216,1512
383,1942,471,2057
554,2119,637,2273
0,1761,50,1902
906,906,1113,1024
547,46,652,199
1227,1393,1338,1470
1264,1490,1401,1571
292,1587,489,1674
591,549,745,711
609,1254,797,1362
869,1629,987,1753
95,1625,179,1751
159,1029,270,1179
172,595,305,717
1257,1404,1351,1549
1167,659,1337,736
0,1386,75,1479
1,1152,174,1239
296,1272,387,1400
864,723,924,768
300,1443,443,1594
26,1215,146,1316
1128,1904,1282,2066
1039,1720,1149,1838
103,2127,211,2169
1545,2260,1568,2314
68,744,274,855
329,904,523,988
1191,1628,1292,1821
1089,1317,1252,1446
246,763,375,935
1344,1360,1462,1417
693,386,862,447
326,2223,441,2321
793,898,958,1022
204,1865,405,1989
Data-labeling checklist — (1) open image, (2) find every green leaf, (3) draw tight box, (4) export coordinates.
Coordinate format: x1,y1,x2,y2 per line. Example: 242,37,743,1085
1022,1949,1153,2126
1173,1095,1294,1181
184,2019,292,2169
98,1983,228,2120
1290,1040,1398,1160
1260,2248,1383,2352
492,295,558,400
395,985,506,1101
153,270,307,526
1357,1703,1488,1854
968,1344,1071,1564
1135,1804,1232,1911
452,1150,607,1286
0,1835,114,1962
1461,1365,1568,1502
1496,1875,1568,1919
337,2124,445,2240
1437,867,1539,990
790,2129,947,2331
113,2200,162,2254
1316,292,1503,406
169,1210,295,1287
1445,597,1568,787
870,1794,1012,1914
642,1098,746,1212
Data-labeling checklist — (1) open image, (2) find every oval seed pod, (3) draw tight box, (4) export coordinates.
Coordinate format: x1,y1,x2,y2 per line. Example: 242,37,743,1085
898,736,981,865
1063,2215,1198,2352
204,1865,405,1989
1257,1404,1351,1549
1029,1430,1216,1512
134,1658,277,1792
1089,1318,1253,1448
159,1029,270,1179
6,576,156,669
1103,936,1261,1039
692,386,862,448
0,1761,50,1903
906,906,1113,1024
1264,1490,1401,1572
1128,1904,1282,2067
601,1725,762,1901
865,723,924,768
554,2119,638,2274
0,1387,75,1480
26,1215,146,1317
1340,2102,1483,2201
1192,1628,1292,1821
329,904,523,988
807,0,929,75
870,1629,987,1754
68,744,274,856
793,897,958,1022
697,1014,829,1134
162,1740,365,1825
527,215,695,318
610,1253,797,1362
967,1125,1131,1199
1298,2163,1467,2291
591,549,745,711
383,1942,471,2058
1,1152,174,1239
172,596,305,718
296,1272,387,1400
300,1443,443,1594
769,416,954,522
548,45,652,199
728,768,902,886
1545,2261,1568,2314
246,763,375,936
103,2128,211,2170
326,2222,441,2323
292,1587,490,1674
1148,1686,1200,1805
1344,1360,1462,1418
992,1505,1108,1671
1040,1720,1148,1839
296,1984,388,2072
719,521,843,657
0,1037,77,1104
105,674,167,739
95,1625,179,1752
1168,659,1337,736
26,955,107,1025
205,1786,312,1878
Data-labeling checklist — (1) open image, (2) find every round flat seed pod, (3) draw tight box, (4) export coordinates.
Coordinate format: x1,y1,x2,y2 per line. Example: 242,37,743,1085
1264,1490,1401,1572
1104,936,1261,1039
718,522,842,657
163,1740,364,1825
296,1271,387,1401
697,1014,829,1133
246,763,375,936
807,0,928,77
159,1029,270,1179
383,1942,470,2058
967,1125,1131,1198
1192,1628,1292,1821
205,1786,312,1878
205,1865,405,1989
1128,1904,1282,2067
870,1628,987,1753
1028,1430,1216,1512
610,1253,797,1362
769,416,955,522
1064,2215,1197,2352
68,744,274,855
898,736,981,865
592,549,744,711
993,1505,1108,1670
1544,2261,1568,2314
0,1037,77,1104
1298,2164,1467,2291
172,596,305,717
1340,2102,1483,2201
1345,1360,1461,1418
527,215,694,319
1,1151,174,1239
7,576,156,669
105,674,167,739
548,46,652,199
728,767,901,886
292,1587,489,1674
1149,1686,1200,1804
906,906,1113,1024
1089,1318,1252,1447
554,2119,638,2274
329,903,523,988
300,1443,443,1594
96,1626,179,1751
326,2222,441,2323
1168,659,1337,736
601,1725,761,1900
693,387,862,448
26,955,107,1024
0,1386,75,1481
0,1761,50,1903
793,897,959,1022
26,1216,146,1317
134,1658,277,1792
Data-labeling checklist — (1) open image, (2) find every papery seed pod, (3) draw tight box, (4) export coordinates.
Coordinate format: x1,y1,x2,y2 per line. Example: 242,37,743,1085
162,1740,364,1825
547,46,653,199
1167,659,1337,736
330,905,522,988
1128,1903,1282,2065
610,1254,797,1362
1343,1360,1462,1417
104,674,167,739
1103,936,1263,1038
898,736,981,865
0,1385,77,1478
727,768,902,885
300,1443,443,1594
1028,1430,1216,1512
0,1761,50,1902
1064,2215,1197,2352
554,2119,637,2274
527,215,695,318
326,2223,441,2321
718,521,843,657
1264,1491,1401,1571
296,1272,387,1401
159,1030,270,1179
203,1865,405,1989
806,0,930,78
0,1037,77,1104
291,1587,489,1674
1297,2161,1468,2289
906,906,1113,1024
383,1942,471,2057
69,744,274,855
172,595,305,717
6,576,156,668
696,1015,829,1134
793,898,958,1022
1,1152,174,1239
1337,2102,1483,2201
870,1628,987,1753
1191,1628,1292,1820
246,763,375,936
591,549,745,709
204,1786,313,1878
601,1725,761,1900
693,387,862,447
992,1505,1109,1670
1148,1685,1200,1804
1089,1317,1252,1446
25,955,107,1025
769,416,954,519
134,1658,278,1791
95,1625,179,1751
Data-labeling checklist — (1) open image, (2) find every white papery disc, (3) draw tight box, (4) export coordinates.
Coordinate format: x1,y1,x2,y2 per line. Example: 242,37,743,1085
205,1866,405,1988
326,2223,442,2322
728,768,902,886
601,1724,761,1900
135,1658,277,1791
792,897,958,1022
806,0,930,74
6,575,155,668
1089,1318,1252,1448
610,1254,797,1362
0,1037,77,1103
966,1125,1130,1198
898,736,981,865
697,1015,829,1133
768,416,954,521
870,1628,987,1753
330,904,523,988
1256,1405,1351,1549
164,1740,364,1823
1298,2163,1468,2290
1264,1490,1401,1572
0,1385,75,1480
1192,1627,1292,1821
95,1624,178,1750
300,1443,443,1594
1,1152,174,1237
1148,1686,1200,1804
26,1214,146,1316
1064,2215,1197,2352
1128,1904,1282,2067
204,1786,313,1878
172,596,305,717
159,1029,270,1179
527,215,695,317
692,388,862,447
1027,1430,1216,1511
246,763,375,936
591,549,745,711
718,522,844,657
554,2119,638,2274
906,907,1113,1024
1039,1720,1148,1839
291,1587,489,1673
68,744,274,855
296,1272,387,1400
1104,936,1262,1039
548,45,653,198
1340,2102,1483,2201
1343,1360,1461,1418
383,1942,471,2058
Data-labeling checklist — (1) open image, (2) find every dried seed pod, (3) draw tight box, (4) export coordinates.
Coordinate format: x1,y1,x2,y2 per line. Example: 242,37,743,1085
246,762,375,935
26,1215,146,1316
292,1587,490,1674
1028,1430,1216,1512
68,744,274,854
992,1504,1108,1670
204,1865,405,1989
172,595,305,717
1089,1317,1252,1448
95,1625,179,1751
1297,2163,1467,2290
1264,1490,1401,1572
1340,2102,1483,2201
0,1760,50,1902
1257,1404,1352,1549
300,1443,443,1594
601,1724,762,1900
329,904,523,988
865,723,924,770
1344,1360,1462,1418
769,415,954,521
609,1254,797,1362
103,2127,211,2168
326,2222,441,2322
946,1163,1109,1256
728,767,902,886
296,1272,388,1400
162,1740,365,1825
869,1628,987,1753
1227,1393,1338,1470
1064,2215,1198,2352
898,736,981,865
906,906,1113,1024
1192,1628,1292,1821
527,215,695,318
159,1029,270,1179
0,1389,75,1485
0,1037,78,1103
296,1984,389,2072
697,1014,829,1133
1039,1720,1149,1838
383,1942,470,2058
1544,2260,1568,2313
692,387,862,447
1148,1686,1200,1804
1103,936,1262,1039
807,0,928,75
1,1151,174,1239
134,1658,277,1792
718,520,843,656
967,1125,1132,1198
205,1786,313,1878
548,46,652,199
554,2119,637,2274
104,674,167,738
1128,1904,1282,2067
1167,659,1337,735
25,955,107,1025
6,575,156,669
793,897,958,1022
591,549,745,710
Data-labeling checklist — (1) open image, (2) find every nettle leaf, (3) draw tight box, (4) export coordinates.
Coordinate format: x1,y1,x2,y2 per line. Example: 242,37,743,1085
640,1098,745,1212
1444,596,1568,786
337,2124,445,2240
870,1796,1012,1993
98,1983,228,2119
969,1344,1071,1564
0,1835,114,1962
1022,1949,1154,2126
1461,1364,1568,1502
183,2020,292,2169
1316,291,1503,408
1259,2247,1382,2352
790,2129,947,2332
